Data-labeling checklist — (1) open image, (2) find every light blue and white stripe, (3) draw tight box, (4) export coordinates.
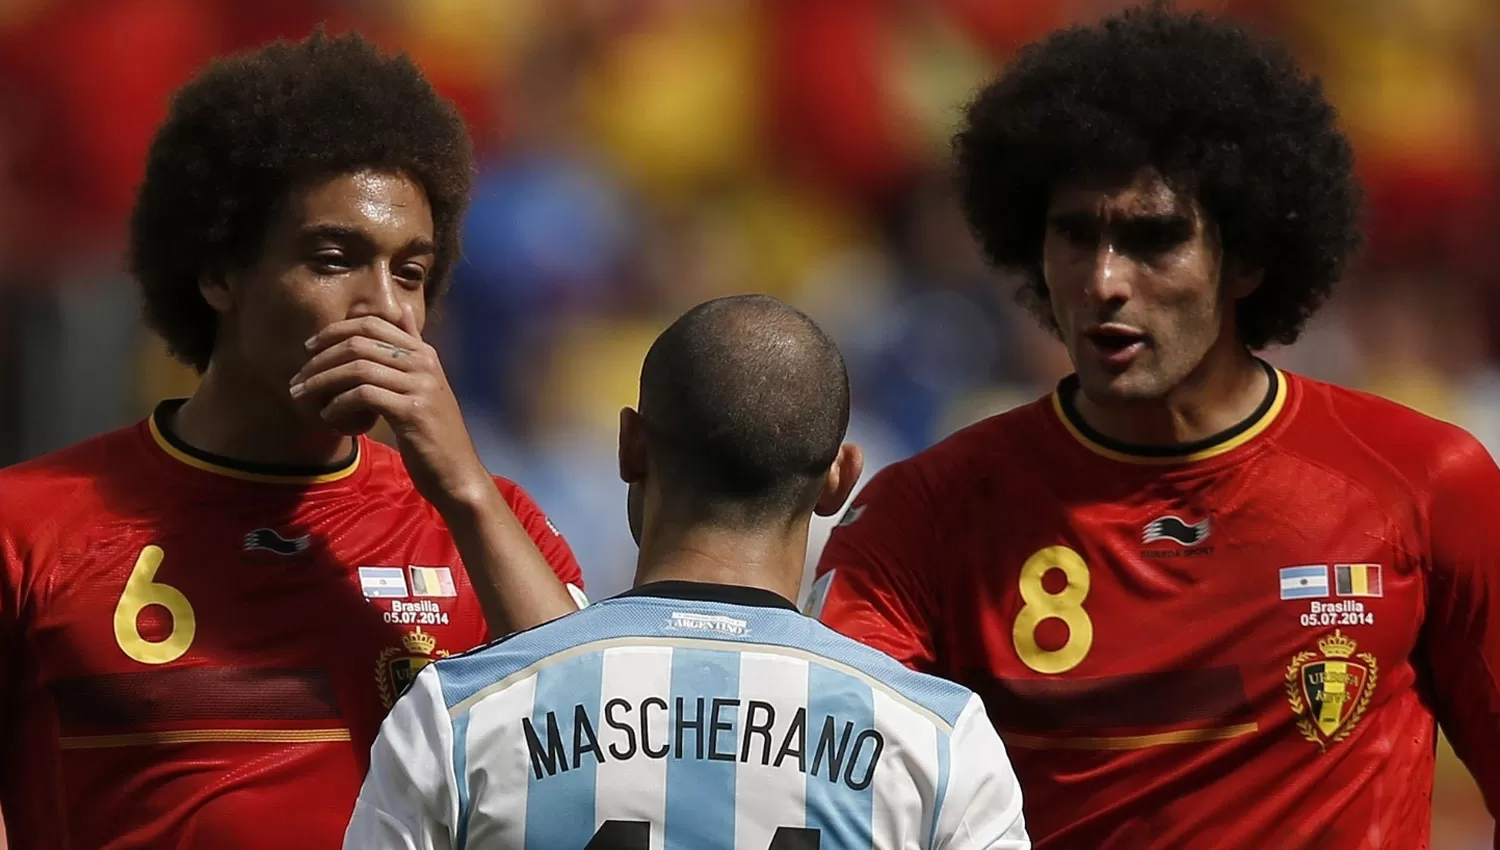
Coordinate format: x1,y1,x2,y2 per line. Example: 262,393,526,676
1279,565,1330,600
345,594,1030,849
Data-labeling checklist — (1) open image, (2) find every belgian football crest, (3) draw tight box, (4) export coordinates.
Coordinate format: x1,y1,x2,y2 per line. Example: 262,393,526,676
376,628,449,708
1285,630,1378,750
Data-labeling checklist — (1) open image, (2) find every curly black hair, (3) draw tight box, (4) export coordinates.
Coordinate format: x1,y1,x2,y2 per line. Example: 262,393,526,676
129,29,474,372
953,4,1361,350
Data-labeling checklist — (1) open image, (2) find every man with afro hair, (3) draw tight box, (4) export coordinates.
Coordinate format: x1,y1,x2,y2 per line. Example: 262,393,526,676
811,5,1499,847
0,30,585,850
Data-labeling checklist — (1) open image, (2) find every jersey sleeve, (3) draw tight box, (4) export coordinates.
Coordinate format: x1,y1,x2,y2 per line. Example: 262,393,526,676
0,515,25,724
1422,433,1500,835
809,459,942,672
933,695,1030,849
0,547,14,702
494,477,588,606
344,665,459,850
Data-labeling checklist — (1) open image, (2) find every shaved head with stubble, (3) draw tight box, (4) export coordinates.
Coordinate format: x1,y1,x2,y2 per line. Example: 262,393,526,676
619,295,863,597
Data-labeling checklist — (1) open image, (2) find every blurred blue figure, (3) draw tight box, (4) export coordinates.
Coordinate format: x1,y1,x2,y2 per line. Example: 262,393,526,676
831,172,1028,452
448,155,634,429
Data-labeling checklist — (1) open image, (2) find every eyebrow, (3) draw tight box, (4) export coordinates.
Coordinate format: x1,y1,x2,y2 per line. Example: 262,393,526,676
300,224,436,256
1047,209,1193,227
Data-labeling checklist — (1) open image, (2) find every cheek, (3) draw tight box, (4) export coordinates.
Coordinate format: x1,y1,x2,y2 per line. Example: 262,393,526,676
1152,274,1224,356
1163,300,1219,357
1040,250,1083,320
1153,247,1220,309
408,291,430,331
1040,238,1075,290
236,275,343,364
268,275,350,335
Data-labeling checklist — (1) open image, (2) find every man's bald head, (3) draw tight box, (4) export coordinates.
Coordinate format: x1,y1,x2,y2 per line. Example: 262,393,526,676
637,295,850,526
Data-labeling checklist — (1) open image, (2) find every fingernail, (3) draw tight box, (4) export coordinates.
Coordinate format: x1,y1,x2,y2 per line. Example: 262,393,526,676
304,337,317,350
289,382,305,397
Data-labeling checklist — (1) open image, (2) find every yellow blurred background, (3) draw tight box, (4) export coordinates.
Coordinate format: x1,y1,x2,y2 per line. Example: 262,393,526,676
0,0,1494,843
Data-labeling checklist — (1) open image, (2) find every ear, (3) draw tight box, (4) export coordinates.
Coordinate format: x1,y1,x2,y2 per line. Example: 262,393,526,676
1224,262,1264,301
814,442,864,517
618,407,648,485
199,269,235,315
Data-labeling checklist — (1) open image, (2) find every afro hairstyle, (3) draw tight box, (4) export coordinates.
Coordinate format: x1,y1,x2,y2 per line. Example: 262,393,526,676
129,29,474,372
953,3,1361,350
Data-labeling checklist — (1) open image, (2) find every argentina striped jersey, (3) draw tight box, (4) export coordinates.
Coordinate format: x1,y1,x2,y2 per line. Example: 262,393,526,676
345,581,1029,849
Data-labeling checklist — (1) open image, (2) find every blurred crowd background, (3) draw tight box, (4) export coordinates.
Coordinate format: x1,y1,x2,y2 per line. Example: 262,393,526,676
0,0,1494,843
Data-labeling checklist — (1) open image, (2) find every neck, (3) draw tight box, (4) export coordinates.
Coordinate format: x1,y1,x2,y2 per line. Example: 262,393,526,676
1074,343,1268,448
171,359,354,468
633,521,808,605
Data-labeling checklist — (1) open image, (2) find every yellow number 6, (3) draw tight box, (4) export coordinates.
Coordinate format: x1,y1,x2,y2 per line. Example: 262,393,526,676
114,546,196,664
1012,546,1093,674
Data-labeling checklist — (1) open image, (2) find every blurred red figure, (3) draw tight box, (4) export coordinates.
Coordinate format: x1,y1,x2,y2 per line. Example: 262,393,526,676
811,7,1499,849
0,32,584,849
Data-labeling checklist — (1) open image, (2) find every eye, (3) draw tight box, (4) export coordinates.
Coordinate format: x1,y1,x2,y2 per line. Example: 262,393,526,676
308,251,351,274
396,262,429,289
1120,220,1191,257
1051,219,1096,246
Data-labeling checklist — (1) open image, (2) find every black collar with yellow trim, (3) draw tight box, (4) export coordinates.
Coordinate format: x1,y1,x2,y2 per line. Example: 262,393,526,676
1055,358,1282,462
151,398,360,483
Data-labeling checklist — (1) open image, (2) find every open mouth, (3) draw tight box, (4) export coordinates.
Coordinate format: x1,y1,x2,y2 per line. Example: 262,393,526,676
1084,325,1147,367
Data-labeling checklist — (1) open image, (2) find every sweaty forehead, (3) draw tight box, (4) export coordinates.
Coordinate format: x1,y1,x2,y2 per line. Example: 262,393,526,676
279,169,434,242
1048,170,1196,221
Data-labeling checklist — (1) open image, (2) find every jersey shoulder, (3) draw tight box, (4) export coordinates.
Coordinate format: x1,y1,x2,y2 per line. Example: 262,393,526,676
861,393,1053,516
352,438,424,501
795,613,980,728
488,473,554,526
1285,373,1489,487
900,393,1053,478
430,596,978,728
0,422,150,550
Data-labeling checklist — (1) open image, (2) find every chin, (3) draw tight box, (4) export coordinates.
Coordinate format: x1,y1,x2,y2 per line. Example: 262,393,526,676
325,410,382,437
1077,368,1167,406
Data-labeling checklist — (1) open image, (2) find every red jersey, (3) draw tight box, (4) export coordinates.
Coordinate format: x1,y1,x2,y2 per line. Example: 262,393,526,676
0,402,585,850
812,365,1500,849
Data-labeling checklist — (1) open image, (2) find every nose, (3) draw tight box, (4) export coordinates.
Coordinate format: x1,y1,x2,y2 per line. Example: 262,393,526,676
346,265,404,325
1084,241,1132,307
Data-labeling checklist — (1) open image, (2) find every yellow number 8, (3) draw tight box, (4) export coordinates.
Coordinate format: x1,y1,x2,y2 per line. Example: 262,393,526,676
114,546,197,665
1012,546,1093,674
